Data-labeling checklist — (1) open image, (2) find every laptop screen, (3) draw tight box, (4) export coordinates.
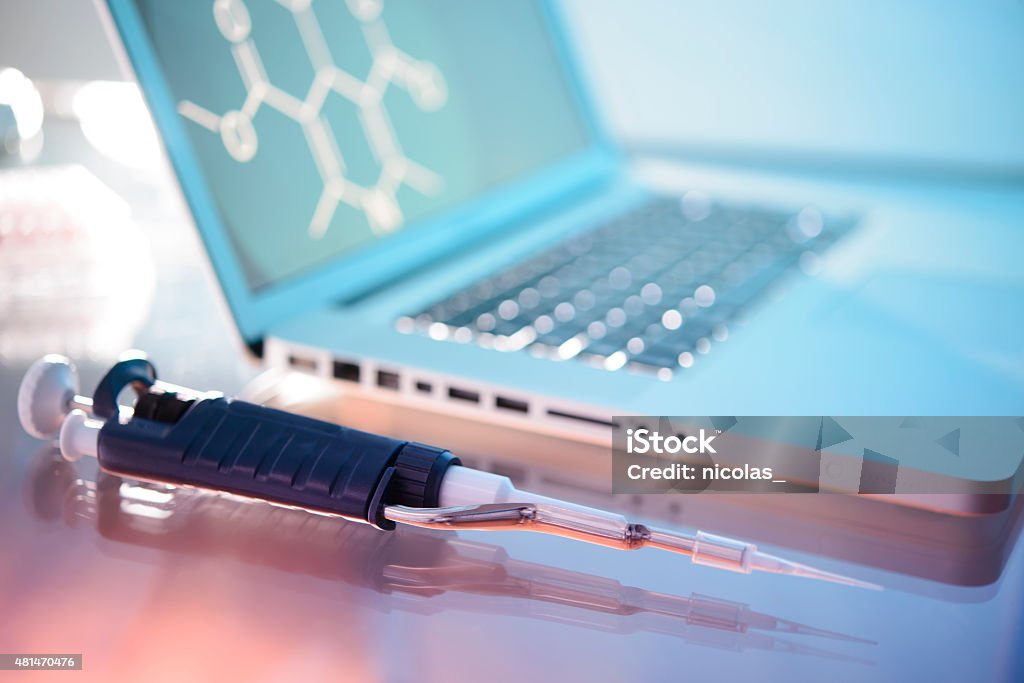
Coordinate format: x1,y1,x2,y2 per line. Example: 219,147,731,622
131,0,591,291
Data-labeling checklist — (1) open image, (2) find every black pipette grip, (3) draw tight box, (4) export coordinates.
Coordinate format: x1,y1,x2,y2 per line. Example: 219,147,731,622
96,396,458,528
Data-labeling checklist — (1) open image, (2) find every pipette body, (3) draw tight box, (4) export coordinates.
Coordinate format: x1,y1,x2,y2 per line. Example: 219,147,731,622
18,353,878,589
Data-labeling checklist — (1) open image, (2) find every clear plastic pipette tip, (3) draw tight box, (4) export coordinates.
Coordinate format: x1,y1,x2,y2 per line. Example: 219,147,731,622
747,550,882,591
647,526,881,590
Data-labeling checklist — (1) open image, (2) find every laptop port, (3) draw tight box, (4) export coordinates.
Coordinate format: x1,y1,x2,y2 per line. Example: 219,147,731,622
289,355,317,372
415,380,433,394
447,386,480,403
376,370,400,390
332,360,360,383
495,396,529,413
545,408,614,428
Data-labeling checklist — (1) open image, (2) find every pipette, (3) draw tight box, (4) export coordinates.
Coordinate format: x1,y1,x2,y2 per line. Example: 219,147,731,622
17,352,879,590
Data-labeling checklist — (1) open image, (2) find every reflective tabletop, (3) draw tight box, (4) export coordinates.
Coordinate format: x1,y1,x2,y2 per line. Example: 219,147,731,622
2,121,1023,682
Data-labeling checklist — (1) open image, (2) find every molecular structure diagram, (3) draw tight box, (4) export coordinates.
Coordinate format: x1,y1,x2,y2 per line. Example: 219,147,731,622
178,0,448,238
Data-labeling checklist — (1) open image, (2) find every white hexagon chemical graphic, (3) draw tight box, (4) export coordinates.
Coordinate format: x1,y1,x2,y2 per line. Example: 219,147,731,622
177,0,448,238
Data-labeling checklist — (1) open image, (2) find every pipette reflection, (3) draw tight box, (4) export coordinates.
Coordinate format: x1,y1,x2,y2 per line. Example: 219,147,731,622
28,449,875,661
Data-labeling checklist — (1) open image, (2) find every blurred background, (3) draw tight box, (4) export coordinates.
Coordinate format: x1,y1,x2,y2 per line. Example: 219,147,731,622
3,0,1024,176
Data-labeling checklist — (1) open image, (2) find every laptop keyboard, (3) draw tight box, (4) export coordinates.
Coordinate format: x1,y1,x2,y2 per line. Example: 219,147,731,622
398,194,855,379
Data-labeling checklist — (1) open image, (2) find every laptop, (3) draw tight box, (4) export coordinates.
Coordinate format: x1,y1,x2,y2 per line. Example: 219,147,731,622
100,0,1024,510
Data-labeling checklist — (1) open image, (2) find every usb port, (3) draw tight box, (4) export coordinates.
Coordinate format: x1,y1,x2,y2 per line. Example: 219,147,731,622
289,355,317,372
332,360,360,383
448,387,480,403
415,381,433,394
376,370,400,390
495,396,529,413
